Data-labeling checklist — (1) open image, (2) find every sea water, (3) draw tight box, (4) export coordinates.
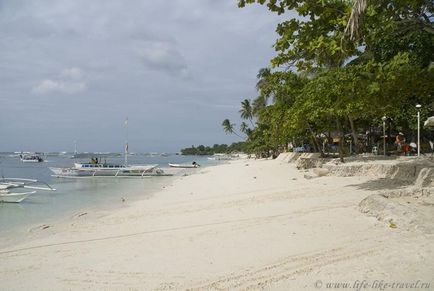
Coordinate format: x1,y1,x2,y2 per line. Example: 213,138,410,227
0,153,215,234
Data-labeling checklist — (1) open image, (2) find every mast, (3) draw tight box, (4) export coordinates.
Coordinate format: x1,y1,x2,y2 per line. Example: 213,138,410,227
124,117,128,166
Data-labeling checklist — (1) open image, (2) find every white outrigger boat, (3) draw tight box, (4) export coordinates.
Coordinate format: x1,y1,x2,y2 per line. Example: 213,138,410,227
50,119,172,178
168,162,200,168
0,178,56,203
50,162,171,178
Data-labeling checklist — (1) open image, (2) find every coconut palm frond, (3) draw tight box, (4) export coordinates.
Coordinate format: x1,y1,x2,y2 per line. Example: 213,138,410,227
240,122,250,134
256,68,271,91
222,119,245,139
239,99,253,120
222,119,235,134
343,0,368,41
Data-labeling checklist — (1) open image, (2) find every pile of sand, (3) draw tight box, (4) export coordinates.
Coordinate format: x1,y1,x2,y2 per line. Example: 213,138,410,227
324,160,434,182
278,152,434,183
277,152,321,164
360,187,434,234
277,152,434,234
323,159,434,234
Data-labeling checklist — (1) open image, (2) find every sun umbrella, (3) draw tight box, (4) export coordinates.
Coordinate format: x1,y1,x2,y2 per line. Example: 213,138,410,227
424,116,434,128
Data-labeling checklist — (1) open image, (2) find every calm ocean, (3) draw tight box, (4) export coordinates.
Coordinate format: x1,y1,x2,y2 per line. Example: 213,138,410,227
0,153,215,234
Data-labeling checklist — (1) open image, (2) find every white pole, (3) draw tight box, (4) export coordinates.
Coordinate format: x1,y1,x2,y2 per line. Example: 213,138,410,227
417,110,420,157
416,104,422,157
125,143,128,166
125,117,129,166
382,117,386,156
383,121,386,156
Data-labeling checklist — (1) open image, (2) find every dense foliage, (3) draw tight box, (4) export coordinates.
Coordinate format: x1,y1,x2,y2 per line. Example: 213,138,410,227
180,142,246,155
223,0,434,159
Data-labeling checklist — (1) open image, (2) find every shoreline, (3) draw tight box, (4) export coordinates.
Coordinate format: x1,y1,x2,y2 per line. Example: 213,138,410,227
0,157,433,290
0,164,210,249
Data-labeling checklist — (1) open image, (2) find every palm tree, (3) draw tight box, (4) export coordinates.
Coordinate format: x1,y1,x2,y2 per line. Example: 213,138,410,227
343,0,367,41
222,119,234,134
343,0,433,42
222,119,244,139
252,96,267,118
256,68,272,92
239,99,255,127
240,122,249,135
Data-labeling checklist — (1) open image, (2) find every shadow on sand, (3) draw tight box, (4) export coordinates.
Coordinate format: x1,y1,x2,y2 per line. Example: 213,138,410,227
346,178,412,191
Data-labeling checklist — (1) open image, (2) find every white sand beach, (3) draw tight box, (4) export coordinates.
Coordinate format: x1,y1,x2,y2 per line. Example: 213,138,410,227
1,156,433,290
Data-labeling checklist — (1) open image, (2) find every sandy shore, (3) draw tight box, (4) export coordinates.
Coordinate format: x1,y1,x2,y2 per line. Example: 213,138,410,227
1,157,433,290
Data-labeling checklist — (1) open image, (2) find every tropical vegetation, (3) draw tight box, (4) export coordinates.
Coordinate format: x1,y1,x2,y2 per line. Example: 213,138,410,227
223,0,434,160
181,142,246,156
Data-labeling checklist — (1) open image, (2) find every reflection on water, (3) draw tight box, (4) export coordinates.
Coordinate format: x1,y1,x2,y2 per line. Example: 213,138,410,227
0,154,214,233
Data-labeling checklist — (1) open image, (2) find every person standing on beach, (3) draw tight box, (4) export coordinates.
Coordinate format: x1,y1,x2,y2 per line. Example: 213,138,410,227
395,132,405,153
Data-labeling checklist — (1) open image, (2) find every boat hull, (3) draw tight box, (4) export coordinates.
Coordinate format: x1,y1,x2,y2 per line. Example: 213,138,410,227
168,163,198,168
21,159,42,163
49,166,172,178
0,191,35,203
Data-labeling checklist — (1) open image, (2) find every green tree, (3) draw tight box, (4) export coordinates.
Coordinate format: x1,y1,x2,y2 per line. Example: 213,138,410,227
234,0,434,159
239,99,255,127
222,119,245,139
239,0,357,70
344,0,434,43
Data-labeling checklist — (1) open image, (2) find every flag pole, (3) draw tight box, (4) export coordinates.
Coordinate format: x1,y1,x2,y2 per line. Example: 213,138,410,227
125,117,128,166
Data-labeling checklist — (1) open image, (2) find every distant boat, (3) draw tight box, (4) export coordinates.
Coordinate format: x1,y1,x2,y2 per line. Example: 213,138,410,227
0,178,56,203
20,154,43,163
207,153,232,160
70,152,93,159
168,162,200,168
207,153,246,160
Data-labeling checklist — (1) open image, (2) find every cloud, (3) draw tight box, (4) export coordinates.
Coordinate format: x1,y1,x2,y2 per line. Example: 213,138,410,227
1,0,283,151
32,79,86,95
32,67,87,95
61,67,83,79
138,41,190,79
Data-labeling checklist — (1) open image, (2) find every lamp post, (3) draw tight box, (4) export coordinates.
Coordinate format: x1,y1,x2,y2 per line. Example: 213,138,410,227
382,116,387,156
416,104,422,157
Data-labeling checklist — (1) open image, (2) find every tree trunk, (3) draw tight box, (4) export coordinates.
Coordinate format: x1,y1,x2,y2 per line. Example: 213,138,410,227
348,115,359,154
307,124,324,157
336,118,345,163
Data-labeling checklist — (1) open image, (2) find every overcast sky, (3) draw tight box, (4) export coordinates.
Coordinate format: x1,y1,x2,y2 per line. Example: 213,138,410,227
0,0,285,153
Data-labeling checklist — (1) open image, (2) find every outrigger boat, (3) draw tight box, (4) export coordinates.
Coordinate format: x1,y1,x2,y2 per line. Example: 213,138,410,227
50,119,172,178
50,162,171,177
168,162,200,168
0,178,56,203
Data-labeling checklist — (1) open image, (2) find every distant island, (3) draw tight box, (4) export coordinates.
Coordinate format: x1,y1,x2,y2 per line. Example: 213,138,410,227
180,142,245,155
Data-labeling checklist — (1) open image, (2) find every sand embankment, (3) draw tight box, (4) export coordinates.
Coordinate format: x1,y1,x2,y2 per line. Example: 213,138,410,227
0,156,433,290
285,151,434,235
